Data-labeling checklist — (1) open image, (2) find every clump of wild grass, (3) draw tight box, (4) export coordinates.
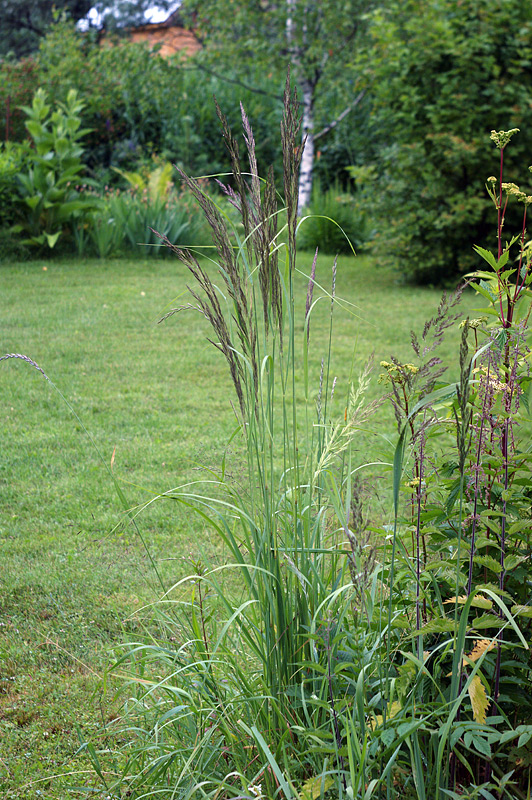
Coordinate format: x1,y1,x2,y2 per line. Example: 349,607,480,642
89,76,381,800
81,93,532,800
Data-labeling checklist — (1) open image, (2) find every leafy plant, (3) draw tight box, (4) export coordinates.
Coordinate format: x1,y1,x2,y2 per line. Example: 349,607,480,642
0,141,30,227
72,172,212,259
14,87,97,248
0,55,39,142
371,128,532,797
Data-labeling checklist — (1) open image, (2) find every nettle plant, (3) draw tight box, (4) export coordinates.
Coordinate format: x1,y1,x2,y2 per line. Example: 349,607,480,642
377,128,532,797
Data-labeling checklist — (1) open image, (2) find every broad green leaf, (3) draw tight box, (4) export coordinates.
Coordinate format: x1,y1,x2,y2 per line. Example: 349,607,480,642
518,731,532,749
471,613,503,629
473,555,502,574
475,282,497,303
418,618,455,634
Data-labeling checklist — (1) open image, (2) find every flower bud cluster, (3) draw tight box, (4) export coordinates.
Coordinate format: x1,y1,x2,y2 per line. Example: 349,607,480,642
490,128,520,149
378,360,419,385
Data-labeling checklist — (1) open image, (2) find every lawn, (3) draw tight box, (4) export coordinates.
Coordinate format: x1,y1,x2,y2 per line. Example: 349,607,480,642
1,252,478,798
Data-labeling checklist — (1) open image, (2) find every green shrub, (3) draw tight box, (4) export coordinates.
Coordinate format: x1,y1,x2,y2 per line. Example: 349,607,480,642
33,18,284,181
297,182,368,254
0,227,30,262
365,0,532,284
15,88,97,249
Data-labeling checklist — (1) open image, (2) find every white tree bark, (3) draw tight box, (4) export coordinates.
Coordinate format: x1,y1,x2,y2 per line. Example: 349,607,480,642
286,0,315,213
298,79,315,212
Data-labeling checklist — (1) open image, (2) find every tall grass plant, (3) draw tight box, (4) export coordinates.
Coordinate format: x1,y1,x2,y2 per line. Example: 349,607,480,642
71,99,531,798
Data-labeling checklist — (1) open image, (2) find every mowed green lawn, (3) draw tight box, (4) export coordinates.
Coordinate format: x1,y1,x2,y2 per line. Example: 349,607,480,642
1,253,477,797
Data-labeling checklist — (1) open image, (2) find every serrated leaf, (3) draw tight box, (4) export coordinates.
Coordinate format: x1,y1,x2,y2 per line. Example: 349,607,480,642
444,594,493,609
471,613,503,630
471,731,492,757
473,555,502,574
497,249,510,269
511,605,532,619
494,329,508,350
504,554,527,570
465,639,496,664
475,282,497,303
299,775,334,800
468,676,489,724
418,618,456,634
473,246,497,269
391,615,410,629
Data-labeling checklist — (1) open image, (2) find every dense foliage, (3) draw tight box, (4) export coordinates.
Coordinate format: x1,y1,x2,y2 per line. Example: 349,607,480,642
298,182,368,254
2,1,532,280
365,0,532,284
0,0,92,58
4,19,283,180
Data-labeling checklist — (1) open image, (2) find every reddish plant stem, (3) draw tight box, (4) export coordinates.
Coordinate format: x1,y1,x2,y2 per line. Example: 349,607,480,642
512,206,529,303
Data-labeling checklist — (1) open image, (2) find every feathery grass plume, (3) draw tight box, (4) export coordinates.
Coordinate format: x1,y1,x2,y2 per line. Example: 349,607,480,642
0,352,48,379
216,100,282,341
313,358,378,480
94,77,384,800
156,94,291,403
157,249,246,418
214,96,253,255
153,180,259,408
281,72,303,269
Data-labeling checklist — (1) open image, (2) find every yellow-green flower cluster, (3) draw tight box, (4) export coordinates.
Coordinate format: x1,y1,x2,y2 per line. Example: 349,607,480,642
459,317,487,330
472,366,507,393
499,180,532,205
379,360,419,385
490,128,520,149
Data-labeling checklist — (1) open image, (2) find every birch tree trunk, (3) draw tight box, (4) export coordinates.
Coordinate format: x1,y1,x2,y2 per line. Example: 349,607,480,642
286,0,316,213
298,78,315,212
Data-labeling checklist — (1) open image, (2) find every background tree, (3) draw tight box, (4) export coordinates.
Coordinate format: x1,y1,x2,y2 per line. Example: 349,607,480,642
183,0,372,209
362,0,532,284
0,0,92,58
0,0,175,58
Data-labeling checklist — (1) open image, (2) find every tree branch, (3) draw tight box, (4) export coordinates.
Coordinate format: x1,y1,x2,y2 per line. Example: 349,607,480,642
313,89,365,141
182,60,283,101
